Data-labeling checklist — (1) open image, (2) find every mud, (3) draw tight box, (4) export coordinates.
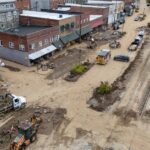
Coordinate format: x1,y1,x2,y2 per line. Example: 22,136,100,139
0,107,67,150
88,40,145,112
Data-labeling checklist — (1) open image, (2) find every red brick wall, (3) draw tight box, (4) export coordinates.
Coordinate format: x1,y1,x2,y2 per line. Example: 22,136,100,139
20,16,59,26
16,0,31,12
0,32,27,51
69,6,109,24
49,0,65,9
0,27,59,52
75,14,90,29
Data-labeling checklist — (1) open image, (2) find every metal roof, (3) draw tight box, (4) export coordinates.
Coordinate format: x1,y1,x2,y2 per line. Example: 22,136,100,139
60,32,79,44
29,45,57,60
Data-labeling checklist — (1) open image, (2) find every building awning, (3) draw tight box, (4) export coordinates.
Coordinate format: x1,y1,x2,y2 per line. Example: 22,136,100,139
60,32,79,44
53,40,64,49
76,26,93,36
28,45,57,60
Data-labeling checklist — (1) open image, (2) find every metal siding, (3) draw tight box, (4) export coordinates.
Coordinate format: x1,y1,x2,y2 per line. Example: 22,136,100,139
0,47,30,66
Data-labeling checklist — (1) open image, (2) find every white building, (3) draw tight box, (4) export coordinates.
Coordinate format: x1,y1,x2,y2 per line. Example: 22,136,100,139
0,0,19,31
86,0,124,24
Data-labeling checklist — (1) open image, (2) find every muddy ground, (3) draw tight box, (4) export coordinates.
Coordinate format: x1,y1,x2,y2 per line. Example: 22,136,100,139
0,107,67,150
0,1,150,150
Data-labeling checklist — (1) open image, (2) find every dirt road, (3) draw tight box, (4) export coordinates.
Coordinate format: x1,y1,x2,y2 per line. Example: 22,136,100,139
0,1,150,150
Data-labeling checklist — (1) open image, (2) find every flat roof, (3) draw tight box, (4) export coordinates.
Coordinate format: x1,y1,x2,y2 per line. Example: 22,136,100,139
4,26,50,36
87,0,123,5
57,7,71,11
90,15,103,21
0,0,15,3
20,10,76,20
65,3,108,8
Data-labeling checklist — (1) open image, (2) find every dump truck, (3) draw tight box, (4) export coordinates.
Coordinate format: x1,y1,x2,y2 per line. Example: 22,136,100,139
10,115,42,150
0,93,26,113
96,49,111,65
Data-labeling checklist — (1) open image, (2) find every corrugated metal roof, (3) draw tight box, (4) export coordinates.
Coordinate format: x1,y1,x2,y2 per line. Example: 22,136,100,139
28,45,57,60
53,40,64,49
60,32,79,44
76,26,93,36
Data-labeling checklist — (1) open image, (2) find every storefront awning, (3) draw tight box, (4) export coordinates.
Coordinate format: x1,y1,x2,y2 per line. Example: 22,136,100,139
76,26,93,36
29,45,57,60
53,40,64,49
60,32,79,44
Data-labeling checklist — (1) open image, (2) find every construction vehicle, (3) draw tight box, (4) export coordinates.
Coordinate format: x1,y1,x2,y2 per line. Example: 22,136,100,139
96,49,111,65
109,40,121,49
0,93,26,113
10,115,42,150
87,37,97,49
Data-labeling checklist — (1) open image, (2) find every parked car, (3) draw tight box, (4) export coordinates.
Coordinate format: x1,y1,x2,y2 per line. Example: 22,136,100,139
138,30,145,38
128,44,138,51
119,18,125,24
132,36,142,46
114,55,130,62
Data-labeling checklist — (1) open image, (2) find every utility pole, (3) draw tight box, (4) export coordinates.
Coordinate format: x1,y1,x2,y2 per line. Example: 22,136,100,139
79,1,83,43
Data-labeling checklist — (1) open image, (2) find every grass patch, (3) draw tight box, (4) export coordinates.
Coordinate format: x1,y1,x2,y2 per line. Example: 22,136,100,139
96,82,112,94
70,64,87,75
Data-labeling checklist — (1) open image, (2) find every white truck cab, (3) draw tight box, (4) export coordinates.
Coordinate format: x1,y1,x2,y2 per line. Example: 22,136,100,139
8,94,27,109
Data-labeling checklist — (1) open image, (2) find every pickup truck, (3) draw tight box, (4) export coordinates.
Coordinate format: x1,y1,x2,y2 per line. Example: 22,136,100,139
0,93,27,113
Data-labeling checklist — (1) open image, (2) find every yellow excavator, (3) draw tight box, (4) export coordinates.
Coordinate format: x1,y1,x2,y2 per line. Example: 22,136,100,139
10,115,42,150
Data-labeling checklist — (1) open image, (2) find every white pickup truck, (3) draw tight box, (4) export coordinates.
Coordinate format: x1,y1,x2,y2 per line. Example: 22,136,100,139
0,93,27,113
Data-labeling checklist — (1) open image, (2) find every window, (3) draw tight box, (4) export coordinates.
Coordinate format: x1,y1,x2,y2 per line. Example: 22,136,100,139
8,42,14,48
39,41,42,47
71,22,75,28
29,43,35,50
19,44,25,51
60,25,65,32
44,39,49,45
0,40,3,47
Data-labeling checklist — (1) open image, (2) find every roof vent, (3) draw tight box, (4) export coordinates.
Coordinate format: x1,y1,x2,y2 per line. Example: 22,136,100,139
59,14,63,18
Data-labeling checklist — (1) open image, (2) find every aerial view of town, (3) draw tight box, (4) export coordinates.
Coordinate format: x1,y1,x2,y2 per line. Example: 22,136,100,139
0,0,150,149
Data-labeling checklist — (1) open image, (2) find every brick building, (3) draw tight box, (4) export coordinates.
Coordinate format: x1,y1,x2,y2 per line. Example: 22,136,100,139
15,0,31,12
64,4,109,25
0,10,89,66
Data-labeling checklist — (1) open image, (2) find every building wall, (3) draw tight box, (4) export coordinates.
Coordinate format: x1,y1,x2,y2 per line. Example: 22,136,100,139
0,32,28,51
30,0,50,11
0,46,30,66
0,1,19,31
15,0,31,12
19,16,59,26
90,17,104,28
49,0,65,9
0,26,59,53
75,14,90,29
69,6,109,24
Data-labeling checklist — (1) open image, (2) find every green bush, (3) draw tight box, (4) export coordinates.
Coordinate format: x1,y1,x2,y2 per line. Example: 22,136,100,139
97,82,112,94
70,64,87,75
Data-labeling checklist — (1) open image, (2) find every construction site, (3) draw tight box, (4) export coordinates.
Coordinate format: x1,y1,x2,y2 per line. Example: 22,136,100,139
0,1,150,150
